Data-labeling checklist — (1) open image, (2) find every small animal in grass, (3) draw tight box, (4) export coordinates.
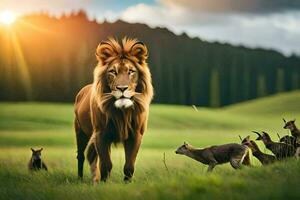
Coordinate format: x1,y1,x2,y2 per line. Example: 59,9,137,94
283,118,300,157
175,142,249,172
241,136,275,165
28,148,48,171
253,131,295,160
283,118,300,139
279,135,297,148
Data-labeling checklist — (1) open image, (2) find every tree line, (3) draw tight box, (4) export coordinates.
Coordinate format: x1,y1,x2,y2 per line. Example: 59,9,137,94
0,10,299,107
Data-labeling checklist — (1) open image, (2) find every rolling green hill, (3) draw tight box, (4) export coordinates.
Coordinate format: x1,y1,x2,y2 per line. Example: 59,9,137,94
224,90,300,115
1,90,299,132
0,92,300,200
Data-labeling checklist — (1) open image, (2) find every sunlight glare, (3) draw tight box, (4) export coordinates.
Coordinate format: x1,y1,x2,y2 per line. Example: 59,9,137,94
0,10,17,25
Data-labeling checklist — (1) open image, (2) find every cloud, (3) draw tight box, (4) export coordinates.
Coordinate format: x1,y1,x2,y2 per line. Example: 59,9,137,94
121,2,300,55
0,0,91,15
160,0,300,14
1,0,299,55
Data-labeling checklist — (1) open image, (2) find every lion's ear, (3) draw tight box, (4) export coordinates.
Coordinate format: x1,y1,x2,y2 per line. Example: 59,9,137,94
96,42,115,65
130,42,148,64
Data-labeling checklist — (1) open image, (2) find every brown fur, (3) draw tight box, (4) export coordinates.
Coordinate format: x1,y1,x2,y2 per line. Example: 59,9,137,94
74,37,153,182
248,140,276,165
240,135,251,166
283,118,300,157
253,131,295,160
279,135,297,148
175,142,249,172
283,119,300,141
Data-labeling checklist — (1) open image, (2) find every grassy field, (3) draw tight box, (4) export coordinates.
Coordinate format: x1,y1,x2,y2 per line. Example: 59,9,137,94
0,91,300,200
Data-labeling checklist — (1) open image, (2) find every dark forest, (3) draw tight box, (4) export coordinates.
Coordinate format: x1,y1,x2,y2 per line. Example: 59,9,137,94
1,11,299,107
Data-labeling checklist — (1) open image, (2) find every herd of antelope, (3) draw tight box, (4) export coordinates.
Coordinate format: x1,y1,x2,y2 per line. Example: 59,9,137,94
175,118,299,172
28,118,299,174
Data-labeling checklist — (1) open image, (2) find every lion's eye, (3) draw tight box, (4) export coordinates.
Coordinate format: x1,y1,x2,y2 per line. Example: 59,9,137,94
109,70,117,75
128,69,135,75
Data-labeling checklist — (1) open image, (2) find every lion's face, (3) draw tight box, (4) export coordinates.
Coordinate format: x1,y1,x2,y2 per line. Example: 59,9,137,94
94,38,153,111
106,59,139,108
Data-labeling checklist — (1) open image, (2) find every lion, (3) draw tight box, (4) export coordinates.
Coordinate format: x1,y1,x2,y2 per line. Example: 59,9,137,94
74,37,153,183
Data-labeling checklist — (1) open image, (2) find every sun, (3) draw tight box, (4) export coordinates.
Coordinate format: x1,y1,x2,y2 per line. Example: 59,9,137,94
0,10,17,25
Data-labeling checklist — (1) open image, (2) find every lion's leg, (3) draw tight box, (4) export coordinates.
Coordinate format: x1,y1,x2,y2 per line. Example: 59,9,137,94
87,135,99,183
95,132,112,182
123,134,142,182
75,118,89,179
89,153,99,184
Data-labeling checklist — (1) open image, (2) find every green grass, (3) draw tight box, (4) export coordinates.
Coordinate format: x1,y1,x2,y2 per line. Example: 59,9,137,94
0,90,300,200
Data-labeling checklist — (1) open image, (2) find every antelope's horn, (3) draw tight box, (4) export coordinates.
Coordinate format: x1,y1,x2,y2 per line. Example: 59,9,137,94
283,118,287,123
238,135,243,142
252,131,261,136
277,133,281,140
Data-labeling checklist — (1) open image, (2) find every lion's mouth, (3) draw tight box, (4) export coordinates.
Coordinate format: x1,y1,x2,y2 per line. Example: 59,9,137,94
111,90,135,109
114,98,134,109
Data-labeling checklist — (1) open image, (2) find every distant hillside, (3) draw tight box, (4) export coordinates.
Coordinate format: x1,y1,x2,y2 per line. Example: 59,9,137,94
224,90,300,114
0,10,299,106
1,91,299,132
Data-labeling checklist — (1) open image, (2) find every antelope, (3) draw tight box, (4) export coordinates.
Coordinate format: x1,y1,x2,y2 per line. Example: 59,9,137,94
279,135,297,147
249,140,276,165
283,118,300,141
253,131,295,160
241,136,275,165
175,142,249,172
283,118,300,157
28,148,48,171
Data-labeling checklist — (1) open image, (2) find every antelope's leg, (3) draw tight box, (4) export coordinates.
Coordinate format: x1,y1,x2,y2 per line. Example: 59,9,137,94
242,150,251,166
207,161,217,172
295,147,300,159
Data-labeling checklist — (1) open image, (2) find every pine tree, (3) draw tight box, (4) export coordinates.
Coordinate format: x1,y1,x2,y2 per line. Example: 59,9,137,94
276,68,285,93
210,68,220,107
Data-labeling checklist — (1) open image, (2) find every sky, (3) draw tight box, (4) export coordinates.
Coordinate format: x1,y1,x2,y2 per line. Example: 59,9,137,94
1,0,300,56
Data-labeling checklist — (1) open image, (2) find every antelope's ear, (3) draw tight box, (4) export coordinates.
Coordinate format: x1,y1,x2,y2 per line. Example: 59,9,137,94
245,135,250,141
130,42,148,64
293,119,296,123
39,148,43,152
262,131,268,135
31,148,35,152
96,42,116,65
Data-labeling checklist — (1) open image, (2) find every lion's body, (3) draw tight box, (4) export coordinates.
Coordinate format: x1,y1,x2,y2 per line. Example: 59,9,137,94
74,37,153,183
75,84,93,137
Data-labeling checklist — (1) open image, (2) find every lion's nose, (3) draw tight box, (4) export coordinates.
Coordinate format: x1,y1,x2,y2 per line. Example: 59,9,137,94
116,85,128,92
